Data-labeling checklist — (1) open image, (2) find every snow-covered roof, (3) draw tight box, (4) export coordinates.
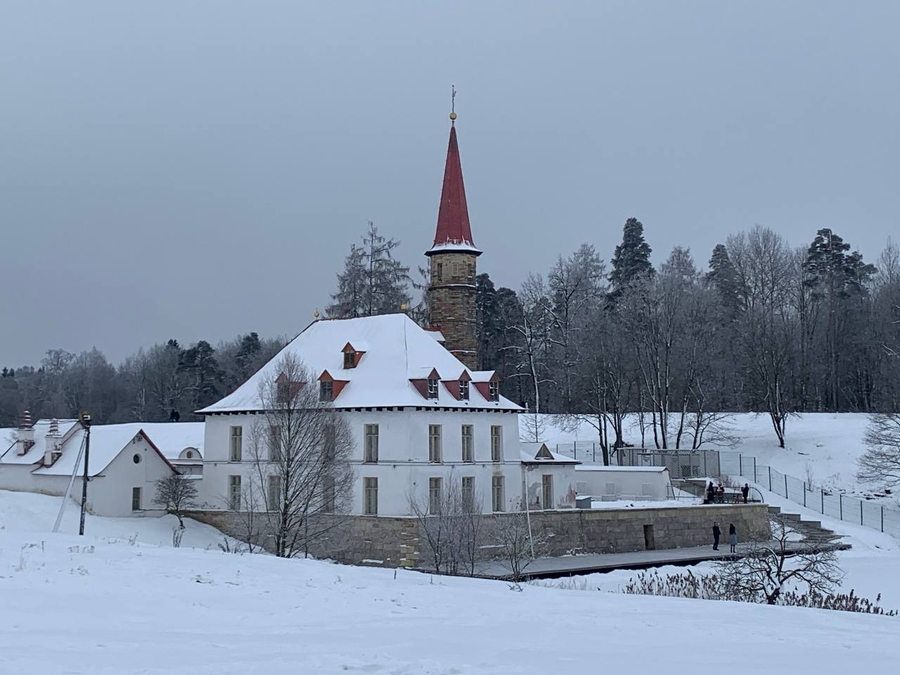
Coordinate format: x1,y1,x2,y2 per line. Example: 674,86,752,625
1,420,202,477
198,314,522,413
520,442,579,465
575,465,669,473
0,419,80,466
425,241,482,256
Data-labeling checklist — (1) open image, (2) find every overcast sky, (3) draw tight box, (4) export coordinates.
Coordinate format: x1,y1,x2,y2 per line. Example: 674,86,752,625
2,1,898,366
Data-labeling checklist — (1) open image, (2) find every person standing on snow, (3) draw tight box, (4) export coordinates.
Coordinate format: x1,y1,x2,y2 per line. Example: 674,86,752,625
729,523,737,553
712,522,721,551
741,484,750,504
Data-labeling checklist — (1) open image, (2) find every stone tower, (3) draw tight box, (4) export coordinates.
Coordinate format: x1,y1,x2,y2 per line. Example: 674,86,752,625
426,112,481,370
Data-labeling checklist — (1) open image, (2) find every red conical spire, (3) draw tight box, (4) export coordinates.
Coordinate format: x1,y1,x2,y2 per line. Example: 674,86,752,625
426,119,481,256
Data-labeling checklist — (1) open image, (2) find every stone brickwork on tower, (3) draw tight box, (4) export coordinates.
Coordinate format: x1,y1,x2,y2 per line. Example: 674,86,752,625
429,251,479,370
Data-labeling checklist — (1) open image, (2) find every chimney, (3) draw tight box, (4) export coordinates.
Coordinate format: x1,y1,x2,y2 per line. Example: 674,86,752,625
44,418,62,466
15,410,35,456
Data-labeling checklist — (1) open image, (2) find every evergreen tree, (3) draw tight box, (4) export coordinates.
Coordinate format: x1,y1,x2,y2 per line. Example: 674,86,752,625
327,222,411,318
803,228,877,411
179,340,223,415
475,273,497,369
608,217,653,302
706,244,740,312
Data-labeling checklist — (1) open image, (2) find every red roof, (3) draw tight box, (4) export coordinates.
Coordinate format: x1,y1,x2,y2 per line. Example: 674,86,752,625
427,125,481,255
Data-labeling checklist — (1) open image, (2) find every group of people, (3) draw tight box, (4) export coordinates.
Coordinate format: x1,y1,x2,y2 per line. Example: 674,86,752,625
712,522,738,553
704,481,751,504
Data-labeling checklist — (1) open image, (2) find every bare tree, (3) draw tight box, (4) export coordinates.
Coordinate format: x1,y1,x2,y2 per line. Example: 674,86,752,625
153,473,199,547
248,353,355,558
858,413,900,488
716,518,843,605
491,509,545,583
409,474,486,576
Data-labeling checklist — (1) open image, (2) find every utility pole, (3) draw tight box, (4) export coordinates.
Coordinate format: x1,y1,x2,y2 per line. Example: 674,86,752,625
78,411,92,536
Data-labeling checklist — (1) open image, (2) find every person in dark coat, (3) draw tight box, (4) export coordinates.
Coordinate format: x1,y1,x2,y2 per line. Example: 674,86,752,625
706,482,715,504
712,522,721,551
741,484,750,504
729,523,737,553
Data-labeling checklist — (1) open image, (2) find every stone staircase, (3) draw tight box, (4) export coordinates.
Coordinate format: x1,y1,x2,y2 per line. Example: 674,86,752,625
767,505,850,549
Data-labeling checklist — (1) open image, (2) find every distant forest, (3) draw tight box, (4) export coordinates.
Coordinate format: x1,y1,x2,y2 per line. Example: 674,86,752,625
3,220,899,451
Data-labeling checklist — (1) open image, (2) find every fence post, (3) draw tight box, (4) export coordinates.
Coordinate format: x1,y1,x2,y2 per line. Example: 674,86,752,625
703,453,708,477
803,485,807,508
860,500,864,526
784,474,789,500
821,489,824,514
739,454,742,476
592,443,596,463
882,507,885,533
753,457,757,484
768,467,772,491
839,494,843,520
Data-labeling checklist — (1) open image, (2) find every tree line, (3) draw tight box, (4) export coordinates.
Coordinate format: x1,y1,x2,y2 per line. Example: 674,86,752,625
327,219,900,452
0,333,283,427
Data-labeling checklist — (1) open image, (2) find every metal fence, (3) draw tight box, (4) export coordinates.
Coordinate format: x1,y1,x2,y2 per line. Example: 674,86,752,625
574,445,900,540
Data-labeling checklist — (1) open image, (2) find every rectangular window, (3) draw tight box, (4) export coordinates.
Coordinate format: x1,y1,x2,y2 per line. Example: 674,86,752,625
436,262,443,281
364,424,379,463
364,477,378,516
542,474,553,510
229,475,242,511
269,425,282,462
453,262,461,278
459,380,469,400
489,381,500,402
491,475,505,512
320,380,333,402
344,351,355,369
268,474,282,509
428,424,442,463
461,476,475,512
323,422,336,462
427,378,439,399
131,487,142,512
461,425,474,462
229,426,242,462
323,476,336,513
429,477,442,515
490,425,502,462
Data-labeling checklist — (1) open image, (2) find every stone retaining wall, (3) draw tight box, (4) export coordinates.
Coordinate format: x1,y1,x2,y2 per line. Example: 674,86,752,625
188,503,770,567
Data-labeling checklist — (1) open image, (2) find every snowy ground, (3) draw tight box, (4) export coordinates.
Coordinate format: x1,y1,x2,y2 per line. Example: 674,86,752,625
536,484,900,610
529,412,897,505
2,489,900,673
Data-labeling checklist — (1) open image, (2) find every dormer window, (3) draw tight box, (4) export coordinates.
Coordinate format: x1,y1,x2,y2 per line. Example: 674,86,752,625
277,380,291,403
320,380,333,402
344,351,355,369
489,381,500,402
459,379,469,401
428,378,439,399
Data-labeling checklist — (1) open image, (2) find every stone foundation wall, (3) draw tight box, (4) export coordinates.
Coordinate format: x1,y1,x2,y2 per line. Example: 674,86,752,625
189,503,770,567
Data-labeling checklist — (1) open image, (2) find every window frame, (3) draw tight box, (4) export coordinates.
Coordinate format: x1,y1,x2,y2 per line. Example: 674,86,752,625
428,424,443,463
490,425,502,462
229,474,242,511
461,424,474,463
542,474,553,510
229,425,243,462
459,379,469,401
319,380,334,402
489,381,500,402
428,477,443,515
269,424,282,462
491,475,505,513
131,486,142,512
363,477,378,516
461,476,475,513
427,378,439,399
268,474,282,509
364,424,379,463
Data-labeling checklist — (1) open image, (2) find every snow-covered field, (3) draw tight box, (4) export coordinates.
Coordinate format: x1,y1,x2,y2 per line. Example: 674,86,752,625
2,488,900,673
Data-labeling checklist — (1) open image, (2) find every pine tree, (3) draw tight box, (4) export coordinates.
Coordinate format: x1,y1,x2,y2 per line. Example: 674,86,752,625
327,222,411,318
608,217,653,302
179,340,223,415
706,244,740,312
803,229,876,411
475,273,497,369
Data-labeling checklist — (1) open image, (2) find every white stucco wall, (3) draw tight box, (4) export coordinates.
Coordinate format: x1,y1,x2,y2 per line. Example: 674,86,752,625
521,464,579,510
201,408,524,515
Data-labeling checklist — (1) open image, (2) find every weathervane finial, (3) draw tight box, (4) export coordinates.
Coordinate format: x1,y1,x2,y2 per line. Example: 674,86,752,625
449,85,457,124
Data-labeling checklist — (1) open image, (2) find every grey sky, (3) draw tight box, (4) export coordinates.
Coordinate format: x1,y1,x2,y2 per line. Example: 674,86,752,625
2,1,898,366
